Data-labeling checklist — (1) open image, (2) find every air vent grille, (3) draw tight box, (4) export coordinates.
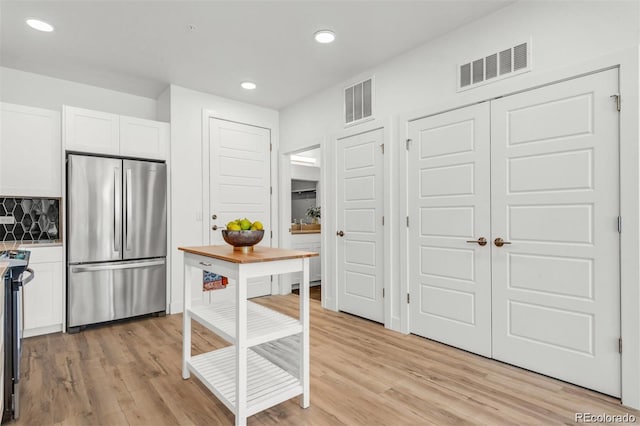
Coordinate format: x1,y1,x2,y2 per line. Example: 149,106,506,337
458,40,531,91
344,77,373,126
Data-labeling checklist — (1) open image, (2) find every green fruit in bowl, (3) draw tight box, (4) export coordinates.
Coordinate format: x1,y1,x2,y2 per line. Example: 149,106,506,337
239,219,252,230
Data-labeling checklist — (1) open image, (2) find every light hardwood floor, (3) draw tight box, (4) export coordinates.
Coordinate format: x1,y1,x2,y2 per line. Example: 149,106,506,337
17,295,639,425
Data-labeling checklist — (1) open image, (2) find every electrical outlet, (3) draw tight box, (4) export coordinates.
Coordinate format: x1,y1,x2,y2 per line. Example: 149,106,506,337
0,216,15,225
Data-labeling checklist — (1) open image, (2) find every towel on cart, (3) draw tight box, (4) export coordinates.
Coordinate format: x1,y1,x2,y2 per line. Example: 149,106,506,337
203,271,229,291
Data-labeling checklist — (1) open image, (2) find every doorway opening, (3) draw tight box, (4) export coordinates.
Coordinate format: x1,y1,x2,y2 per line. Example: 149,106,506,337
285,148,322,301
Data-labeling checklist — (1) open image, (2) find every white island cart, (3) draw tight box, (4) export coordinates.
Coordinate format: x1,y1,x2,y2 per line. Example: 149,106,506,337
179,245,317,426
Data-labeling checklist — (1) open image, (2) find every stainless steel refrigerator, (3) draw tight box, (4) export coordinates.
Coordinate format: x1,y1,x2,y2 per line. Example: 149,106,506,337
66,154,167,332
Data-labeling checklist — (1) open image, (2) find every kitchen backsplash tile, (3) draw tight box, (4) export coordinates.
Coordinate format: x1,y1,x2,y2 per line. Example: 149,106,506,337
0,197,60,242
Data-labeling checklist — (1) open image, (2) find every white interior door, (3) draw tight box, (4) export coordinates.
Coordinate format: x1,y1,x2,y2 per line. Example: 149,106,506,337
491,69,620,396
209,118,271,298
407,103,492,357
337,128,384,323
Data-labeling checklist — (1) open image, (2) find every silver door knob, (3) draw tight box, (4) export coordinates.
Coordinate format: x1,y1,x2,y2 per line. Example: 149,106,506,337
494,237,512,247
211,214,217,220
212,225,218,231
337,230,345,237
466,237,487,246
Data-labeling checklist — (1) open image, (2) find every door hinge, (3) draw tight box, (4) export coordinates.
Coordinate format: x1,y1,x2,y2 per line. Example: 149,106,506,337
611,94,621,111
270,230,273,239
618,216,622,233
407,293,410,304
619,337,623,354
406,139,412,150
382,216,385,226
406,216,409,227
270,143,273,151
380,143,385,154
382,288,385,298
270,186,273,195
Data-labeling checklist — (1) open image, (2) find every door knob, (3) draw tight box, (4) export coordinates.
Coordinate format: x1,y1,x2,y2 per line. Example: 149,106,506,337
466,237,487,246
336,230,345,237
211,214,217,220
211,225,218,231
494,237,512,247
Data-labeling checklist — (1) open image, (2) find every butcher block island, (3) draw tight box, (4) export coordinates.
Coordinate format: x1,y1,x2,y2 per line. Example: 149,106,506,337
178,245,318,426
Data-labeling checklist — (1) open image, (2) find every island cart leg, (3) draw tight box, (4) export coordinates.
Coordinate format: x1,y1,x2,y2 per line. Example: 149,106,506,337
299,257,310,408
236,267,248,426
182,260,191,379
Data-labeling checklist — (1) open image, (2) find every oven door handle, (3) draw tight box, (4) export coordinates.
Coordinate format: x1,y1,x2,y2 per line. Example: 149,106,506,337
20,268,35,286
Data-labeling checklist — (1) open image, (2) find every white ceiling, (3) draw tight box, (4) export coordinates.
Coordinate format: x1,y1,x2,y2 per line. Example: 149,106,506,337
0,1,513,109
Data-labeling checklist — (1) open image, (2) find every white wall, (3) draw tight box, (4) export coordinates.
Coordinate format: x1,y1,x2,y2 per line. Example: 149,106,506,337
0,66,157,120
278,0,640,408
280,1,640,151
169,84,279,313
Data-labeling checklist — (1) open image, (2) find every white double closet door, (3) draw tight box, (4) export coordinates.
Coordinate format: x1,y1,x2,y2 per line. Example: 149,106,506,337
408,69,621,396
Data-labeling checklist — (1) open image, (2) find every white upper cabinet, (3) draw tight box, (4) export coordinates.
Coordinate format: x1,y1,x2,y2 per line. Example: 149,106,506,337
63,106,168,160
119,116,169,160
64,106,120,155
0,103,61,197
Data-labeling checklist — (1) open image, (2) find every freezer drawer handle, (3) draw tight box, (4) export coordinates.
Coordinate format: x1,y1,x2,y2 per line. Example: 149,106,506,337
71,260,165,273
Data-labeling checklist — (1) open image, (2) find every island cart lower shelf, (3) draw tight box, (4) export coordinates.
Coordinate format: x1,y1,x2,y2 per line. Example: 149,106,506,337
188,346,303,417
179,245,317,426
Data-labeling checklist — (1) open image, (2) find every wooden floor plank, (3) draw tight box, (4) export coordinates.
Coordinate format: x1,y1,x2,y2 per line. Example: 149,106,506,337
14,294,640,425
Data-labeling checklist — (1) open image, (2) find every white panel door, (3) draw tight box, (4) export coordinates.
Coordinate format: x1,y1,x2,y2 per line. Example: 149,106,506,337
337,128,384,323
491,69,620,396
209,118,271,298
408,103,492,357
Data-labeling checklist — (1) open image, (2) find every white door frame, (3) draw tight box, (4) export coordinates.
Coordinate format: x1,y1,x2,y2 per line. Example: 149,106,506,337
278,140,323,295
201,110,280,294
327,118,397,329
399,48,640,409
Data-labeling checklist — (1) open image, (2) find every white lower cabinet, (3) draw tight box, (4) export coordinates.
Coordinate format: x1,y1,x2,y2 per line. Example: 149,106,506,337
20,246,64,338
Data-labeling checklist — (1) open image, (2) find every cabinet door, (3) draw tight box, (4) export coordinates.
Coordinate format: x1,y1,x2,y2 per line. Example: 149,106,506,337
22,261,63,337
119,116,169,160
64,106,119,155
0,103,61,197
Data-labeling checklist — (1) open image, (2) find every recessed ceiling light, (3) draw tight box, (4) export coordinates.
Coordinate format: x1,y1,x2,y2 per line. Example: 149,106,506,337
241,81,257,90
26,19,54,32
314,30,335,44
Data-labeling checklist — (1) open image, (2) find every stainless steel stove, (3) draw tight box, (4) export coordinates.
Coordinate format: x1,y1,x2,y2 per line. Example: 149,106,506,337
0,249,33,423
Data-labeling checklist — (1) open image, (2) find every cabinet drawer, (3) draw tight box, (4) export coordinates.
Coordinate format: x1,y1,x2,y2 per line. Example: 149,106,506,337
19,246,63,263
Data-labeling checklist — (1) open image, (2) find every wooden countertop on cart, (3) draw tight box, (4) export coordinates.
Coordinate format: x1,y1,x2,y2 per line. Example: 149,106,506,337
178,245,318,264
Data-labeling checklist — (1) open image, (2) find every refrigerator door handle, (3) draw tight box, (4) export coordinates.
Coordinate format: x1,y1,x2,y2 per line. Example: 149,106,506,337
71,260,165,273
114,167,121,252
125,168,133,251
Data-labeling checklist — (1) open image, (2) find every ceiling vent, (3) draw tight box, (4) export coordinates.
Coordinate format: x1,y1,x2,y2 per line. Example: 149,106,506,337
344,77,374,127
458,40,531,91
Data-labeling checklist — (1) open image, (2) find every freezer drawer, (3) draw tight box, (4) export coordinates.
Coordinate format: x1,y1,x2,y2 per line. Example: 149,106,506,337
67,259,166,328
